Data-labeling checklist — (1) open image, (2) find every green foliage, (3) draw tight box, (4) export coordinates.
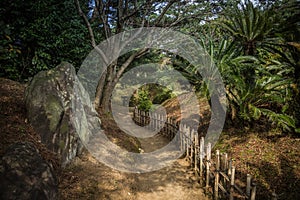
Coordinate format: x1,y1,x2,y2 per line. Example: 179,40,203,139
268,0,300,129
129,83,173,109
0,0,298,133
0,0,92,81
217,42,295,131
229,66,295,131
136,90,152,112
152,87,173,104
195,27,296,132
0,33,22,80
185,0,299,133
218,0,273,56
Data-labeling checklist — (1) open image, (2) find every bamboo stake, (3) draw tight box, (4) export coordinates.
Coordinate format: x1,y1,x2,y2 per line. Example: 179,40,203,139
229,166,235,200
194,131,199,172
246,174,251,197
199,137,204,185
206,143,211,195
214,150,220,200
250,181,256,200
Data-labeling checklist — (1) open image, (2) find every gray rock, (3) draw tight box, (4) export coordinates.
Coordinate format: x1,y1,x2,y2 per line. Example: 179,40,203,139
0,142,58,200
25,62,101,166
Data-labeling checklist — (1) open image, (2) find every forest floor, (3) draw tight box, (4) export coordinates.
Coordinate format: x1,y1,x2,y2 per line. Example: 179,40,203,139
59,134,207,200
59,107,207,200
163,93,300,200
0,78,207,200
0,77,299,199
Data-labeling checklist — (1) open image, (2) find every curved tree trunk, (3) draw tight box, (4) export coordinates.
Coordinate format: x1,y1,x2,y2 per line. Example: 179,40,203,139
96,48,148,113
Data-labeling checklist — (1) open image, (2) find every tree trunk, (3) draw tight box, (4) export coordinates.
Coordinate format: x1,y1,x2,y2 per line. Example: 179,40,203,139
75,0,204,113
96,48,148,113
294,63,300,129
101,83,114,112
94,69,107,108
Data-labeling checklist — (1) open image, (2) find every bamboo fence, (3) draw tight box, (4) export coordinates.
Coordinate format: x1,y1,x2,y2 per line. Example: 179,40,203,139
132,107,270,200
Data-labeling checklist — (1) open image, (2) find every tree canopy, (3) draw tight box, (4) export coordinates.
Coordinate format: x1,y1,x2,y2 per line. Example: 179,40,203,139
0,0,299,133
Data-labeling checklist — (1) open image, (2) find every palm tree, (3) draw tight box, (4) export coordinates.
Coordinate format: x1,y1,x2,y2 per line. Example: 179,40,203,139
219,0,273,56
269,0,300,131
200,34,296,131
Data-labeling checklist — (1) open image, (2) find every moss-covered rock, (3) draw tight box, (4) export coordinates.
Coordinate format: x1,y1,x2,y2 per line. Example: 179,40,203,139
25,62,101,167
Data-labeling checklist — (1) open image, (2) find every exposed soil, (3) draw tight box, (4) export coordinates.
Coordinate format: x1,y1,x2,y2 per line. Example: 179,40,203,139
0,78,207,200
0,78,59,168
59,139,207,200
163,93,300,199
1,77,299,200
215,129,300,200
59,107,208,200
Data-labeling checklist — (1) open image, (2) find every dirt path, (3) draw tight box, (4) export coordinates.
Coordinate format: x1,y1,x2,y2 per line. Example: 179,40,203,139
59,139,208,199
59,108,208,200
128,133,208,200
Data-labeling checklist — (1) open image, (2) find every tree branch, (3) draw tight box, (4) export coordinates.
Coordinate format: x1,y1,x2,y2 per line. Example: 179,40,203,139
115,48,148,81
154,0,176,26
75,0,96,47
95,0,111,39
74,0,109,65
119,20,145,51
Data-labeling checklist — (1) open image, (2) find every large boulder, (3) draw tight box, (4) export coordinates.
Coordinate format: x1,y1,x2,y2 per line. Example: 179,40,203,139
25,62,100,166
0,142,58,200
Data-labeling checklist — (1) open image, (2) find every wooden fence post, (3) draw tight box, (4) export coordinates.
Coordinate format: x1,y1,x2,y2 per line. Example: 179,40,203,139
190,129,195,164
142,110,145,125
133,107,136,122
158,113,162,130
227,159,232,192
165,117,169,137
194,131,199,172
133,108,257,200
149,112,153,129
214,150,220,200
229,166,235,200
162,115,166,134
179,124,183,152
206,143,211,195
250,181,256,200
159,114,163,134
271,192,278,200
172,118,176,139
175,121,180,144
169,118,173,140
246,174,251,197
185,125,190,159
199,137,204,186
170,118,174,139
221,153,228,190
222,153,228,171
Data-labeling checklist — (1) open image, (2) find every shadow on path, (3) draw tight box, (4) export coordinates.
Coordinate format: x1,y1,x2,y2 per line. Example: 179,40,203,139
59,106,209,200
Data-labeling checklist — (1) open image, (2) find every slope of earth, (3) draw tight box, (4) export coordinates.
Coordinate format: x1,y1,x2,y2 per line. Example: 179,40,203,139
0,78,59,168
215,129,300,200
163,92,300,199
0,78,208,200
2,77,299,199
